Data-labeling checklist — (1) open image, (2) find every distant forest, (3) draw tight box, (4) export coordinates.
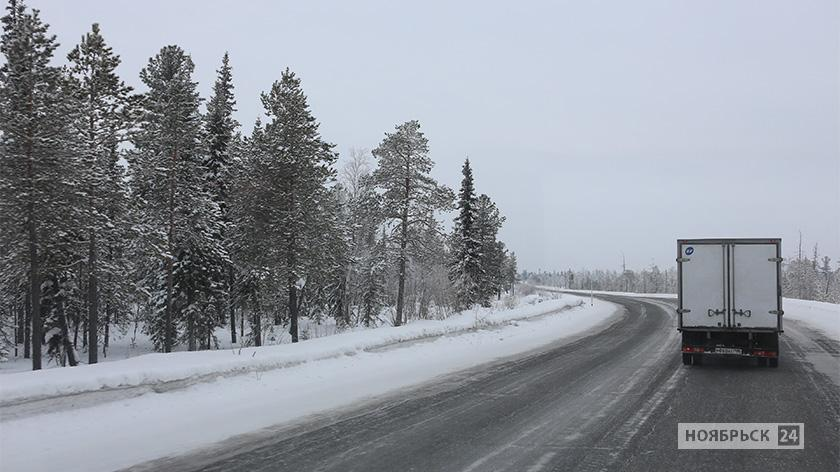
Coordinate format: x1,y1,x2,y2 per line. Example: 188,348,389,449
524,237,839,304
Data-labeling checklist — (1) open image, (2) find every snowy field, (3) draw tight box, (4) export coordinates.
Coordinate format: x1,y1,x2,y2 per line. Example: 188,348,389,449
0,293,619,472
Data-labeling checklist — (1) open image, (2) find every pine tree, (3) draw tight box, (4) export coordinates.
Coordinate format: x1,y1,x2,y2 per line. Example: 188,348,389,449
450,159,481,311
66,22,133,363
204,52,239,344
252,69,336,342
371,120,453,326
130,45,225,352
0,0,81,369
229,121,268,346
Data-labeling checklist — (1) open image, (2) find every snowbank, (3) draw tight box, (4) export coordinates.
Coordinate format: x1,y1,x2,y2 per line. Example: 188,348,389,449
784,299,840,340
1,293,585,405
0,296,619,472
540,286,840,340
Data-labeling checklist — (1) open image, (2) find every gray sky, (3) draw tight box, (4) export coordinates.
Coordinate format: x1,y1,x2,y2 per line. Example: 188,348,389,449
30,0,839,272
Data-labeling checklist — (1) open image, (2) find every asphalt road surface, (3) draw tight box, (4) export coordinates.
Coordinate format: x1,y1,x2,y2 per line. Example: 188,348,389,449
129,295,840,472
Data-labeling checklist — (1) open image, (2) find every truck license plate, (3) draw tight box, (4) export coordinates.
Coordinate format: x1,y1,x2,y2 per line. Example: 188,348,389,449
715,347,742,355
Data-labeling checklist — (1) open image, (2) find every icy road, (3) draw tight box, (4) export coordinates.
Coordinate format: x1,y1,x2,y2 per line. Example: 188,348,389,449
128,295,840,472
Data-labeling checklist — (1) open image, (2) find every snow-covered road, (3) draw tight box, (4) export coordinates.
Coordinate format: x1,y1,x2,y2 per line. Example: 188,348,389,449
127,294,840,472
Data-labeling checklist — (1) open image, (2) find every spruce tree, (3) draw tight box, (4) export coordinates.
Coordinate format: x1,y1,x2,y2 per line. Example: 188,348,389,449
371,121,453,326
474,194,505,305
450,159,482,311
204,52,239,343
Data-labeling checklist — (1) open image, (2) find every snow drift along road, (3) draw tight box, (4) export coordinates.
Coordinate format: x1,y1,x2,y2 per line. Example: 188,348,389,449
0,295,619,472
1,293,592,406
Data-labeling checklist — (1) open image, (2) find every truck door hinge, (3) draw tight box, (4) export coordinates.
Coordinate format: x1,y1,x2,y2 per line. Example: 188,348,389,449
707,309,725,317
676,257,690,263
769,310,784,315
677,308,691,314
768,257,783,262
733,309,751,317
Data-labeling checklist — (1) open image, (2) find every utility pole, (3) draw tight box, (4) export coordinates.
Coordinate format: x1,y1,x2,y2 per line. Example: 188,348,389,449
622,251,628,292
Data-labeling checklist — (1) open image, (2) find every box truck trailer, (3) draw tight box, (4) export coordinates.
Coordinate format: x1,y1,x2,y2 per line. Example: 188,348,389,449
677,239,783,367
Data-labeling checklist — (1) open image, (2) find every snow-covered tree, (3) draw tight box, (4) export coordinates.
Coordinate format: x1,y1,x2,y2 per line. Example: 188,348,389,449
474,194,505,305
371,120,453,326
247,69,337,342
450,159,482,311
66,22,134,363
0,0,82,369
203,52,239,343
129,45,226,352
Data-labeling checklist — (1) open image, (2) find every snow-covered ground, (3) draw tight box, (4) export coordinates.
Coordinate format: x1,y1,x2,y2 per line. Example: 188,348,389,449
783,298,840,340
540,286,840,340
1,292,580,404
0,313,343,374
0,293,619,472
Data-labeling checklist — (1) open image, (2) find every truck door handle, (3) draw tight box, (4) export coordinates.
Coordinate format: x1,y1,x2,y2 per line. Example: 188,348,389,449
707,309,725,317
733,309,751,317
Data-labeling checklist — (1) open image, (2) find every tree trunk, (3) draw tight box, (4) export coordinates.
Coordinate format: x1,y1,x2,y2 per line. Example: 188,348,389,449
88,231,98,364
289,277,299,343
57,294,78,367
228,266,236,344
395,215,408,327
26,126,42,369
24,288,30,359
103,298,111,358
187,286,196,351
252,295,262,347
164,145,178,353
28,220,42,370
73,315,79,348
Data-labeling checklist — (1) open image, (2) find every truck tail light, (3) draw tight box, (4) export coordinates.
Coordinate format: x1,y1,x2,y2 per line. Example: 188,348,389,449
752,350,777,358
682,346,704,353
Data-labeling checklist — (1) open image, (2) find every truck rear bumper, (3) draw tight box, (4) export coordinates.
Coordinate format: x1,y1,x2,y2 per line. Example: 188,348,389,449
680,330,780,358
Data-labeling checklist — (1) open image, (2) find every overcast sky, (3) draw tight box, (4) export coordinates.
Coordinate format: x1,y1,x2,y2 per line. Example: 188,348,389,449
29,0,839,272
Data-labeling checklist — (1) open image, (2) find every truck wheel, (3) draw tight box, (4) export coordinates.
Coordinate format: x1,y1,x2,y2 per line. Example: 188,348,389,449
757,358,768,367
692,354,703,366
682,353,691,365
769,358,779,368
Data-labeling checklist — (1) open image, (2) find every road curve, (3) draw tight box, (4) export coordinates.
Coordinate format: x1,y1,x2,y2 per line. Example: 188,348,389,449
127,295,840,472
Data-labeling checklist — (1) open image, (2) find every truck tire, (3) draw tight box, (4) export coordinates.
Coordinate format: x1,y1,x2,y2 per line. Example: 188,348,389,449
692,354,703,366
682,353,691,365
769,357,779,368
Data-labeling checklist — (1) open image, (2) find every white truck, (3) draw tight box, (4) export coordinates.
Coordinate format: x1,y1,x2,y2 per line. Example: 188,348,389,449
677,238,783,367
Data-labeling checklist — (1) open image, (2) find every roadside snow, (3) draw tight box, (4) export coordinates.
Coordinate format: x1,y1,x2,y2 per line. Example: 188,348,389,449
783,299,840,340
1,293,578,405
0,295,619,472
541,287,840,340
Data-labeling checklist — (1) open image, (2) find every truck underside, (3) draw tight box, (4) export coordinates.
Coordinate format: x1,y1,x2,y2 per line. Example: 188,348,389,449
681,329,779,367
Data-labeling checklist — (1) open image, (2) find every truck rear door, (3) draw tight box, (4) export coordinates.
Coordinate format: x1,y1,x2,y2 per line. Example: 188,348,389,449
731,243,781,330
679,242,726,328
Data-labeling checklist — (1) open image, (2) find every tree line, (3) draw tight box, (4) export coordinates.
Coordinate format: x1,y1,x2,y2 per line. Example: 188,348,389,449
0,0,517,368
525,235,839,303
